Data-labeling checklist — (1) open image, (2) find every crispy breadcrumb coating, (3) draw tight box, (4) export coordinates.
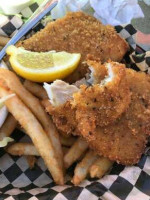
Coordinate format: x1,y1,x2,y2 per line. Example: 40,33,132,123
42,61,150,165
73,61,131,135
42,80,80,136
80,69,150,165
42,61,131,138
42,99,77,137
42,61,109,136
18,12,129,83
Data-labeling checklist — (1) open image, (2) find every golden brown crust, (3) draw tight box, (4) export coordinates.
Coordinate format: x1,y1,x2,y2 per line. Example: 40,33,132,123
42,63,150,165
80,69,150,165
42,99,77,136
73,61,131,135
18,12,129,83
86,59,108,84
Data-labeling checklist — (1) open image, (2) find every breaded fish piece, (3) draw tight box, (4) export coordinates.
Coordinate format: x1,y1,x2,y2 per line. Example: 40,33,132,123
42,61,130,137
73,61,131,135
42,80,79,136
42,99,77,137
18,12,129,83
80,69,150,165
42,62,111,136
42,65,108,136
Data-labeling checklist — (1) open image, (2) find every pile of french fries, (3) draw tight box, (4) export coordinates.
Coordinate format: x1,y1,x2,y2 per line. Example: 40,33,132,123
0,69,114,185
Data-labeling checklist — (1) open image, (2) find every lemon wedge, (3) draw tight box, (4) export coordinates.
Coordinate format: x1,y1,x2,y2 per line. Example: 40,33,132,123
6,45,81,82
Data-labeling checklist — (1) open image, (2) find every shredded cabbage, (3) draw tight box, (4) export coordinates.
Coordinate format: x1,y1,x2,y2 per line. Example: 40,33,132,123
0,137,14,148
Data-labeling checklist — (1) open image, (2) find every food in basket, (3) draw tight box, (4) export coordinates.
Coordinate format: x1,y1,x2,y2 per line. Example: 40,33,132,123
6,142,70,157
0,69,64,185
76,68,150,165
6,142,40,156
18,11,129,83
6,45,81,82
64,137,88,169
43,60,150,165
0,95,16,147
73,60,131,133
24,80,48,99
89,157,114,179
0,11,149,186
72,150,99,185
42,80,79,136
42,60,131,136
0,114,17,141
0,93,15,109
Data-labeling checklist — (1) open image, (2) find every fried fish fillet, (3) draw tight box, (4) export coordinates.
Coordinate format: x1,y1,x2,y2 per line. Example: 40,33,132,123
18,12,129,83
42,62,108,136
73,61,131,135
79,69,150,165
42,99,76,137
42,60,150,164
42,61,130,137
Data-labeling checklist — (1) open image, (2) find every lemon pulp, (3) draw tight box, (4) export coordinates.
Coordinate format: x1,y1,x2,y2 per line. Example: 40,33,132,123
6,45,81,82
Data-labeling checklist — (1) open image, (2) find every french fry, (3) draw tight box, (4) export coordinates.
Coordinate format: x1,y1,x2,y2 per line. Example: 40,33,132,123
6,142,39,156
0,114,17,140
0,86,64,185
24,80,48,99
6,142,37,169
25,155,37,169
72,150,98,185
89,157,114,178
7,142,69,157
0,69,63,171
0,94,15,109
60,135,76,147
64,137,88,169
41,98,49,107
0,36,10,46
